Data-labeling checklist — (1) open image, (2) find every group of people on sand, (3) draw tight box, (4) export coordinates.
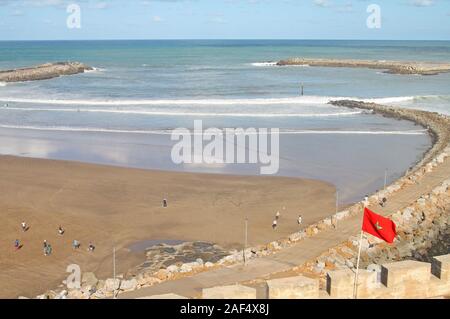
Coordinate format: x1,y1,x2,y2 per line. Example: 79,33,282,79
271,206,303,230
14,221,96,255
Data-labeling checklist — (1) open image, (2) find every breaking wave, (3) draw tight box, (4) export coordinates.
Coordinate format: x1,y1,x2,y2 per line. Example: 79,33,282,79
0,124,428,136
0,106,363,118
0,95,416,106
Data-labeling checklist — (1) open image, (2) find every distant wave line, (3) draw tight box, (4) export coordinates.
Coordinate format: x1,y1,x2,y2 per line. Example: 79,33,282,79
0,107,364,118
0,95,416,106
0,124,428,136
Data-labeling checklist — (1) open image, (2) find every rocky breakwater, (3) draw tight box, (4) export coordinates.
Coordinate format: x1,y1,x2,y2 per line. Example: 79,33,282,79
276,58,450,75
0,62,93,83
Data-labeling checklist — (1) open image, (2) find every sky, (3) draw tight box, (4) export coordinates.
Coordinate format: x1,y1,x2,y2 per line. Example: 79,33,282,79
0,0,449,40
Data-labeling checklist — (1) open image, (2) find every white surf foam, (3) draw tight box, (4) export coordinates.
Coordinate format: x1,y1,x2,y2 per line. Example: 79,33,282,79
0,82,6,87
0,95,417,106
84,67,105,73
251,62,278,67
0,107,363,118
0,124,428,136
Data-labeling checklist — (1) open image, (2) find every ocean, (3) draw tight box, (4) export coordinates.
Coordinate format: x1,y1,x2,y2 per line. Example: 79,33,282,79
1,40,449,203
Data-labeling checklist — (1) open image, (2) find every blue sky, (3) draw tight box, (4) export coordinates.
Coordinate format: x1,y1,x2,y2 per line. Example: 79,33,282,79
0,0,449,40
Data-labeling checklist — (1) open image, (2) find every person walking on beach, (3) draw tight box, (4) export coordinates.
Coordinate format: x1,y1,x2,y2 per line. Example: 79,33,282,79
44,244,52,256
298,214,303,226
364,195,369,207
43,241,50,256
58,226,65,235
14,239,20,250
162,198,168,208
88,242,95,252
72,239,80,249
275,211,280,220
272,219,278,230
21,221,28,232
43,240,48,255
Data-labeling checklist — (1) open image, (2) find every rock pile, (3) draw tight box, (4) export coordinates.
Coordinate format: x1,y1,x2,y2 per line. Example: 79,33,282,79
0,62,93,82
276,58,450,75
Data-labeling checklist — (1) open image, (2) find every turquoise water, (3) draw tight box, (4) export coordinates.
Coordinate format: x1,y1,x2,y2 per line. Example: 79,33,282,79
0,40,448,202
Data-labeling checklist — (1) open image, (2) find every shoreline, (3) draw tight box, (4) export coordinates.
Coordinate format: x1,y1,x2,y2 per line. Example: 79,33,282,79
276,58,450,75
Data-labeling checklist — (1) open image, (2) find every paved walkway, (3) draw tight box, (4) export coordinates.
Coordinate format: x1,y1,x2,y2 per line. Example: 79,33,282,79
121,157,450,299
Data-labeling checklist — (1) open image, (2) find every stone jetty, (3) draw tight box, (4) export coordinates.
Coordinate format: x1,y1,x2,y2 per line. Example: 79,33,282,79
276,58,450,75
0,62,93,83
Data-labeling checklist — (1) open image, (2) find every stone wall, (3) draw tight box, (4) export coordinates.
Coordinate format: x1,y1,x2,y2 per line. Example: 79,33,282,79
135,254,449,299
326,255,450,299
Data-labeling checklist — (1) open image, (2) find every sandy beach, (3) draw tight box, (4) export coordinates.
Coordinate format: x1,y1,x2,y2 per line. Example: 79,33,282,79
0,155,336,298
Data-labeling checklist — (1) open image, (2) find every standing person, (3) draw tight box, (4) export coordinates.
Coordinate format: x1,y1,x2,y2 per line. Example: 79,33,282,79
364,195,369,206
43,241,49,256
14,239,20,250
72,239,80,249
272,219,278,230
58,226,65,235
162,198,168,208
298,214,303,226
43,240,48,255
88,242,95,252
21,221,27,232
275,211,280,220
45,244,52,256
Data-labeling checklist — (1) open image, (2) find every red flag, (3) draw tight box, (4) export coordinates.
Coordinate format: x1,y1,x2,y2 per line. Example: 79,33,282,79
362,207,397,243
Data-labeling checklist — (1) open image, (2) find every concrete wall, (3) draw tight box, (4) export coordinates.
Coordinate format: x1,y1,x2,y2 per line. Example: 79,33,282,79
196,254,450,299
326,254,450,299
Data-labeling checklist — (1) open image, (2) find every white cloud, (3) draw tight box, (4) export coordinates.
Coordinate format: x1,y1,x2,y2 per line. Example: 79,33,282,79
313,0,331,8
411,0,435,7
152,15,164,22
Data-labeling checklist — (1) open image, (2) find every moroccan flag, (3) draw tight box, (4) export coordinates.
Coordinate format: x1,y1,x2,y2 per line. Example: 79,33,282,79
362,208,397,243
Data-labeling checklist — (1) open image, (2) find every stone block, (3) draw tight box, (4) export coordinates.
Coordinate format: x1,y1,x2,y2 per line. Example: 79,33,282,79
431,254,450,281
326,269,379,299
267,276,319,299
202,284,256,299
381,260,431,288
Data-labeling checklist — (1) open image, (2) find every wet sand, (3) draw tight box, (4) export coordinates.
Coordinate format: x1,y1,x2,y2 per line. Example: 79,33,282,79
0,155,335,298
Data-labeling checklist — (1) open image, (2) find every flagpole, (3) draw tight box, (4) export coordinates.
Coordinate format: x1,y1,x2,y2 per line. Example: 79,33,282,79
353,230,364,299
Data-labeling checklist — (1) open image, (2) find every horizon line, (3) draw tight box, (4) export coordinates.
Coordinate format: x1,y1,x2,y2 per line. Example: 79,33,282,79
1,38,450,42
